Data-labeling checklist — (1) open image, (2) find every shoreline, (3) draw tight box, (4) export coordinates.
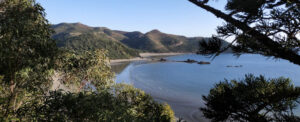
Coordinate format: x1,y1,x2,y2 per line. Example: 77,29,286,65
110,52,186,65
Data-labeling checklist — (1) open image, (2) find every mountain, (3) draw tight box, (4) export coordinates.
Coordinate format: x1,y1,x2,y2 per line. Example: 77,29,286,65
51,23,140,59
119,29,209,52
51,23,229,58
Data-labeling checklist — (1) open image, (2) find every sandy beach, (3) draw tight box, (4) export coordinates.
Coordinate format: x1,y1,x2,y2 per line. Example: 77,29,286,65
110,52,185,65
139,52,185,58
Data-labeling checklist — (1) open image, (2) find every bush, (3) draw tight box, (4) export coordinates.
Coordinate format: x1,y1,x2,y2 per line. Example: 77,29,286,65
17,84,175,122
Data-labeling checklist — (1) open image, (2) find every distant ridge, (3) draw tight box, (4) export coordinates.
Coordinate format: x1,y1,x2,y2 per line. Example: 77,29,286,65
119,28,213,53
51,23,139,59
51,23,229,58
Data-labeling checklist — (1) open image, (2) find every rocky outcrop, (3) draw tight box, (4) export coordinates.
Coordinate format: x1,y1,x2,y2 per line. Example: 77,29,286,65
198,61,210,64
184,59,198,63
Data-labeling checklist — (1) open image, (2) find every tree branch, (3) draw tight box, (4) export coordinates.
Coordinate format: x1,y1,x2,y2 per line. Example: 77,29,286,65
189,0,300,65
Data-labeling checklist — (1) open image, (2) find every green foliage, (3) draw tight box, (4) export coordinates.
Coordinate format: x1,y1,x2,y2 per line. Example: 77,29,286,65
16,84,175,122
226,0,265,15
58,33,140,59
56,49,114,91
0,75,8,119
113,84,175,121
0,0,57,76
0,0,57,117
201,74,300,122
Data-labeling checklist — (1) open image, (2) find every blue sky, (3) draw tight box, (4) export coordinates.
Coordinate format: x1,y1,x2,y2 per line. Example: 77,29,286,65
37,0,227,37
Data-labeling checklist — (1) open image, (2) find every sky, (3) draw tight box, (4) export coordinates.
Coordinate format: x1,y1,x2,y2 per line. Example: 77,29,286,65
37,0,227,37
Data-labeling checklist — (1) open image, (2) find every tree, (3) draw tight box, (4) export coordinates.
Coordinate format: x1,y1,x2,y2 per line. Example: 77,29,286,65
188,0,300,120
0,0,57,118
55,49,114,92
189,0,300,65
0,0,175,121
201,74,300,122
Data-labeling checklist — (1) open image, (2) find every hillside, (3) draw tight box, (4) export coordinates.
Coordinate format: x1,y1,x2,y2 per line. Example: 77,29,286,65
119,29,209,52
51,23,229,58
52,23,140,59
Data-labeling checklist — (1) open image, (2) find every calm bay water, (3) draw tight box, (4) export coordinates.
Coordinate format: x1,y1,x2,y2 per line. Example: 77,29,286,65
113,54,300,122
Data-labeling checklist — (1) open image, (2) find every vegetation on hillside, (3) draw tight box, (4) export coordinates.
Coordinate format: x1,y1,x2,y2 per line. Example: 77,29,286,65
0,0,175,121
52,23,140,59
121,29,211,53
52,23,229,55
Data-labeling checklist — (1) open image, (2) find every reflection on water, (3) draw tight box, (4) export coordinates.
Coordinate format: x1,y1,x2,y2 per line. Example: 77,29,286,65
113,54,300,122
112,61,150,84
111,62,131,74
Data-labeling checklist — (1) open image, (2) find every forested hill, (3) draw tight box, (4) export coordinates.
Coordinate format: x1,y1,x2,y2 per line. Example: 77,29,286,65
51,23,229,58
51,23,140,59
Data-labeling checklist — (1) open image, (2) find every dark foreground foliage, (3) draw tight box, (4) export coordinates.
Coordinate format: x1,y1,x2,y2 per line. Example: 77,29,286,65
16,84,174,122
190,0,300,65
201,74,300,122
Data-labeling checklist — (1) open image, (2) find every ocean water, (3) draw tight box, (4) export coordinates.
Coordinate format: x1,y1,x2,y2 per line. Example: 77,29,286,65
113,54,300,122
